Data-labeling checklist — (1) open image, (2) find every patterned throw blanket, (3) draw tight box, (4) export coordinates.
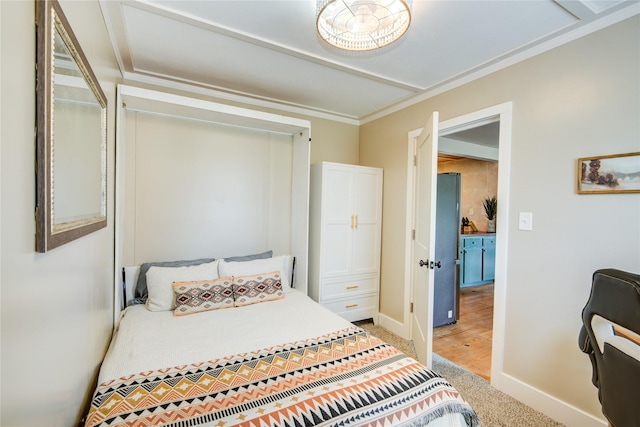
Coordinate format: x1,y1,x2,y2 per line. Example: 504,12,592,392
86,327,478,427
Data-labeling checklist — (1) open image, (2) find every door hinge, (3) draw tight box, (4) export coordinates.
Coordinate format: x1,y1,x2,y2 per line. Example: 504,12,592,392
410,302,414,313
413,155,417,166
412,229,416,240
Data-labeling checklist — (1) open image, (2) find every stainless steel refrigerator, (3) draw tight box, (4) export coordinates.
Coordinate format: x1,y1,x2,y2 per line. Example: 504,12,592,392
433,172,461,327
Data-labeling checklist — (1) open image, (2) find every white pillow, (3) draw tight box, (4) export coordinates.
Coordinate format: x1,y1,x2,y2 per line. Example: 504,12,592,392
146,260,220,311
218,255,294,292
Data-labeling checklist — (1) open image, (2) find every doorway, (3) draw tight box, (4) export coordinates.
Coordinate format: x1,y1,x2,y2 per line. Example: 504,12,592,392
435,142,497,379
405,102,512,384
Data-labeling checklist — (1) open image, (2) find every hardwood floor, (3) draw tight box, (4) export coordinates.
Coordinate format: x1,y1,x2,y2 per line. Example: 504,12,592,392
433,283,494,380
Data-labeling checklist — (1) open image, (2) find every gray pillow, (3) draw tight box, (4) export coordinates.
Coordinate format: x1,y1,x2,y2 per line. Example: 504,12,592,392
134,258,215,300
133,251,273,302
224,250,272,262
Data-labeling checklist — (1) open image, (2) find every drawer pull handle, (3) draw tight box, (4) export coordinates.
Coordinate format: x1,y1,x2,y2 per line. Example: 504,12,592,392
346,285,359,290
345,304,358,309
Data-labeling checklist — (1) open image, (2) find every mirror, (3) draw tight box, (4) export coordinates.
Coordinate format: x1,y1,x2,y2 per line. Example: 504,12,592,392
36,0,107,252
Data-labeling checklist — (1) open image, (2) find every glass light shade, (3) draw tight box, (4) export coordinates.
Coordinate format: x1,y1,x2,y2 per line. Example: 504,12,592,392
316,0,412,51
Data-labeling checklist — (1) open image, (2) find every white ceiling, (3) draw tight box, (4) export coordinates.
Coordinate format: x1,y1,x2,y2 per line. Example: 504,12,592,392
99,0,639,124
446,121,500,148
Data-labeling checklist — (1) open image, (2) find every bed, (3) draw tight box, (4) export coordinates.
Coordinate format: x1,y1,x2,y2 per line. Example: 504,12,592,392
85,255,478,427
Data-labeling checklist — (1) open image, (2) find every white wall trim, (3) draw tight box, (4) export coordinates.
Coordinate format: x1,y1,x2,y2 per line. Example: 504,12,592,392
489,103,512,384
378,312,409,339
118,85,311,135
113,87,126,326
417,101,509,383
404,103,512,355
492,372,607,427
434,103,513,388
439,137,499,161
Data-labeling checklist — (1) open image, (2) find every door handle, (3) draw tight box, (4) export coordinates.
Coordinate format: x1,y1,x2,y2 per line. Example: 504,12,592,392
419,260,441,269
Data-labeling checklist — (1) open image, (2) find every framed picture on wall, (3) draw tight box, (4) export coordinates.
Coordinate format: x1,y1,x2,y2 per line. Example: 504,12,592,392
577,152,640,194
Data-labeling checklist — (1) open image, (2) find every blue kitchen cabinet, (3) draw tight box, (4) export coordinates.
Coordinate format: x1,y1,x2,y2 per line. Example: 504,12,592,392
460,234,496,287
460,237,483,285
482,235,496,281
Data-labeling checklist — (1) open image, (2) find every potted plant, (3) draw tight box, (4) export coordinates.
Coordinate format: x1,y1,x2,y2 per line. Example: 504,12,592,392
483,196,497,232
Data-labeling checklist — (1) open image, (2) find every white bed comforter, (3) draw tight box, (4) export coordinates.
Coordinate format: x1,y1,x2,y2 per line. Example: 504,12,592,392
88,290,478,427
100,290,351,382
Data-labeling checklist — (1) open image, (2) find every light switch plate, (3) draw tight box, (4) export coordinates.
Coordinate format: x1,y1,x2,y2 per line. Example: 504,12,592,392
519,212,533,231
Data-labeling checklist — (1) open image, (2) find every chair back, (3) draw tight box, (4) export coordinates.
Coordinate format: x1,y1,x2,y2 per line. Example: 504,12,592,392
579,268,640,427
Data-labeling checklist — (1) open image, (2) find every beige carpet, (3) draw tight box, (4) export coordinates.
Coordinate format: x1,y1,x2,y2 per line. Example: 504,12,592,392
355,321,565,427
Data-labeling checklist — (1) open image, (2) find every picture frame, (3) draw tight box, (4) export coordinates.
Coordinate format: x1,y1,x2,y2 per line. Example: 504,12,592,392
577,152,640,194
35,0,108,252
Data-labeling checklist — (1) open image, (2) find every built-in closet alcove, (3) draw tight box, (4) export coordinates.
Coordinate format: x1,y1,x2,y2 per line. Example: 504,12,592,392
112,85,311,322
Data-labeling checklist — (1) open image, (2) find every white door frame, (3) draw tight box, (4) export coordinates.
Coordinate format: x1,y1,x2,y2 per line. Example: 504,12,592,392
404,102,512,384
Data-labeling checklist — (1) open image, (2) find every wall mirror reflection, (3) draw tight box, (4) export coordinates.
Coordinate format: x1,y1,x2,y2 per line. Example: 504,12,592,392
36,0,107,252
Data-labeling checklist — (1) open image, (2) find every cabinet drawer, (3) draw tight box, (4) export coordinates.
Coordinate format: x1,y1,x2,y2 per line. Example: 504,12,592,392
462,237,482,248
322,293,378,321
483,236,496,247
321,277,378,299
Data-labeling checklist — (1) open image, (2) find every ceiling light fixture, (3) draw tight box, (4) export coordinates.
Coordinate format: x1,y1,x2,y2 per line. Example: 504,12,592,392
316,0,412,52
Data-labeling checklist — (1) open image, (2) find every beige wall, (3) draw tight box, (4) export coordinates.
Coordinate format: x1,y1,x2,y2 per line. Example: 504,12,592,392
308,117,360,166
438,159,499,233
360,15,639,424
0,1,119,425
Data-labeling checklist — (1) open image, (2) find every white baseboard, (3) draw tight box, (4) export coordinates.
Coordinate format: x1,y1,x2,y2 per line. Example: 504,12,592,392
492,371,606,427
377,312,410,339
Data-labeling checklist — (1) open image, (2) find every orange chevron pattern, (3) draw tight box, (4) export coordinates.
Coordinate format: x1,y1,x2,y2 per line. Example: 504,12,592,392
85,327,478,427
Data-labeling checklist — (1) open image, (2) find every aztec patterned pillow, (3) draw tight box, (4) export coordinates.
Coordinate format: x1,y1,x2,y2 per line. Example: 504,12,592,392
219,255,294,292
232,271,284,307
146,260,220,312
172,277,234,316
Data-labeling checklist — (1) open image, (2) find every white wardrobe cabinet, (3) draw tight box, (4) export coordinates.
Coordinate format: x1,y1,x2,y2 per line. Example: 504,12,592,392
309,162,383,322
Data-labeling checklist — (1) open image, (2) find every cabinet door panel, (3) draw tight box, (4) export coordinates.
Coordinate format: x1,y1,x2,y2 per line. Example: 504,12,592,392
354,171,381,223
352,222,380,275
482,236,496,281
461,246,483,284
324,168,353,221
322,223,352,277
352,170,381,275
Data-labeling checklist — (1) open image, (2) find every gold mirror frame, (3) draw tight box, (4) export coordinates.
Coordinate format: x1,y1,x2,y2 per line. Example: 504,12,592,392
36,0,107,252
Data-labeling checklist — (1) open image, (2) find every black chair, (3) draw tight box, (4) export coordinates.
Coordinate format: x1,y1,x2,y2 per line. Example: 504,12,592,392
579,268,640,427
